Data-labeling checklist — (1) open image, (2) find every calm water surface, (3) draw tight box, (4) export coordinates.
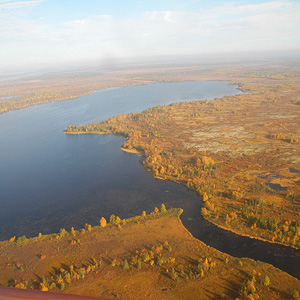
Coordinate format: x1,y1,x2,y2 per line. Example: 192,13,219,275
0,81,299,278
0,81,238,239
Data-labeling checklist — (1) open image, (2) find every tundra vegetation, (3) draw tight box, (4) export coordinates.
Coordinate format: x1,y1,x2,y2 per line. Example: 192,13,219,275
1,65,300,298
0,207,299,300
66,69,300,249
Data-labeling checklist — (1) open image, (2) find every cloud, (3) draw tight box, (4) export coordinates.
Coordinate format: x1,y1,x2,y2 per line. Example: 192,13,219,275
205,0,292,15
0,0,44,9
0,0,300,71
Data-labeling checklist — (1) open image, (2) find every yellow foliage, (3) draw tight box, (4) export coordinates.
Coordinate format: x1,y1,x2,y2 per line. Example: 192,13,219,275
100,217,107,227
203,192,209,202
39,283,48,291
9,236,15,242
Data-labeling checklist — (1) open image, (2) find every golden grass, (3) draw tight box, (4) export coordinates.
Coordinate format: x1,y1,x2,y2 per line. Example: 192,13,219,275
1,209,299,299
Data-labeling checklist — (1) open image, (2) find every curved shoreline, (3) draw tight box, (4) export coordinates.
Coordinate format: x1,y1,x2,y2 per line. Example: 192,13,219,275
80,130,300,252
114,140,300,279
206,216,300,251
1,78,241,115
120,143,299,251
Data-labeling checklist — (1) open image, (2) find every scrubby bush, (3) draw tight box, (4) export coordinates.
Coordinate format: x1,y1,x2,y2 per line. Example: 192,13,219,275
123,258,129,270
16,235,29,246
85,223,92,232
59,228,67,238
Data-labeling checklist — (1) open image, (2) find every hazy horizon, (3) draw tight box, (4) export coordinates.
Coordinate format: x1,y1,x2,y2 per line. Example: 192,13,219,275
1,0,300,75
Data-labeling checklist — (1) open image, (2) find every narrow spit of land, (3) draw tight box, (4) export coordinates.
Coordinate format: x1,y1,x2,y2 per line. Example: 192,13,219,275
1,208,299,300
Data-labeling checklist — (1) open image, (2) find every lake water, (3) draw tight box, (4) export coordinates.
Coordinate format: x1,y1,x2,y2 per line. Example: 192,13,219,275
0,81,239,239
0,81,299,278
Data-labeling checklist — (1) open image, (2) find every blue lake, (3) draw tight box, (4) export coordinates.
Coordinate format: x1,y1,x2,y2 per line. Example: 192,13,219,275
0,81,299,278
0,81,240,239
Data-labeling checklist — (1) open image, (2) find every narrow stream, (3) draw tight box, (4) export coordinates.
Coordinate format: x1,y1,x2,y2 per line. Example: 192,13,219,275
177,191,300,279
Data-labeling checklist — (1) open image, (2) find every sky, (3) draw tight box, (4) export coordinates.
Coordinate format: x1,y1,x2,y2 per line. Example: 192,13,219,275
0,0,300,72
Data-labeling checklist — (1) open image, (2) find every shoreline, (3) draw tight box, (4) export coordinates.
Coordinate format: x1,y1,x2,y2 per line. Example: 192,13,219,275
65,129,299,251
65,131,108,135
206,216,300,251
177,213,300,281
121,143,300,251
120,146,143,156
4,75,299,275
0,78,240,115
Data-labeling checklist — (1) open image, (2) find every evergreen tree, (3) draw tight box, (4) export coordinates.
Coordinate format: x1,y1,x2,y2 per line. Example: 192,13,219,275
137,258,142,269
110,214,116,225
123,258,129,270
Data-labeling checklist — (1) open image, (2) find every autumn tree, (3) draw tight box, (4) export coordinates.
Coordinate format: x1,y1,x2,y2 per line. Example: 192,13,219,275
160,203,167,213
9,236,15,242
85,223,92,232
263,275,270,286
100,217,107,227
110,214,116,225
203,192,209,202
71,227,75,235
115,216,121,225
59,228,67,238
